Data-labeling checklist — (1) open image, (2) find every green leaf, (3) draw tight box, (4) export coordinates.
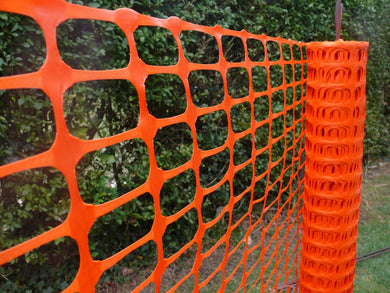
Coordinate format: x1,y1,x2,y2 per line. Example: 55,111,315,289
18,97,25,106
54,237,65,245
34,101,43,109
88,2,100,8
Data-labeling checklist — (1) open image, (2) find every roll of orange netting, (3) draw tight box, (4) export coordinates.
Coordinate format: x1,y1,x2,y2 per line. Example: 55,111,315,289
299,40,369,293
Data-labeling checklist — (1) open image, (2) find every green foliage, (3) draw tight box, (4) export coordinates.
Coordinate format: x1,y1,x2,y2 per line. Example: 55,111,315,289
134,26,178,66
163,208,198,257
64,79,139,139
57,19,129,70
0,13,45,76
189,70,224,107
0,169,69,249
0,237,79,293
346,0,390,161
0,89,55,164
89,193,155,260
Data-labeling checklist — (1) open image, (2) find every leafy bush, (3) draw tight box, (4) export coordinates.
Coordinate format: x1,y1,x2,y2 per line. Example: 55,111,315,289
347,0,390,161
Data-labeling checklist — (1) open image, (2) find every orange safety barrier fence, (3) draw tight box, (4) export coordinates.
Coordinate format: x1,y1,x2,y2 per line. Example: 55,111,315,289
0,1,367,292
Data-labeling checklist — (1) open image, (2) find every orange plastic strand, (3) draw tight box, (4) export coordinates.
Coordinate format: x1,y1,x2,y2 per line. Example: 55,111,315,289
299,40,369,293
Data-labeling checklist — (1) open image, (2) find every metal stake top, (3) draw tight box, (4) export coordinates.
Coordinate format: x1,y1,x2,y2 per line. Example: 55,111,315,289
336,0,343,40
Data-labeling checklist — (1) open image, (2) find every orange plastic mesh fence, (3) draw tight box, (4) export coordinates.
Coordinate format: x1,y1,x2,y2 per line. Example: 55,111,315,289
0,1,306,292
0,1,366,293
300,41,368,293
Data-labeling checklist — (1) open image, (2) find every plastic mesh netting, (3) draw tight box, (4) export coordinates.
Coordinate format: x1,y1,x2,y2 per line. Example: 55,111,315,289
1,1,308,292
300,41,368,293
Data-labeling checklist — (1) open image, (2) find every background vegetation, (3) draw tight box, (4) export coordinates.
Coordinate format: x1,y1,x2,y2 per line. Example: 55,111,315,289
0,0,389,291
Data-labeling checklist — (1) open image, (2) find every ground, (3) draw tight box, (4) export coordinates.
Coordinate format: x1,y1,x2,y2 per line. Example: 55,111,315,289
354,160,390,293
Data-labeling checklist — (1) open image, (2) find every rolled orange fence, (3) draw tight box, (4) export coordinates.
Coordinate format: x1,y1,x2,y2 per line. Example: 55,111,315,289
299,40,369,292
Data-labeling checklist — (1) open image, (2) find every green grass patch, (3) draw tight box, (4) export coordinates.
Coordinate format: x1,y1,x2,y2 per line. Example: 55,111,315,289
354,161,390,292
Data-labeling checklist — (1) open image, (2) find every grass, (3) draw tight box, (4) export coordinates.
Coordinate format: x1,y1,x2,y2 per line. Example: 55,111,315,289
354,160,390,292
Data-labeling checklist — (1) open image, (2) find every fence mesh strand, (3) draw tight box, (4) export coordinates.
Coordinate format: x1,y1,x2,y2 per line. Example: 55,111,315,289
0,1,307,292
